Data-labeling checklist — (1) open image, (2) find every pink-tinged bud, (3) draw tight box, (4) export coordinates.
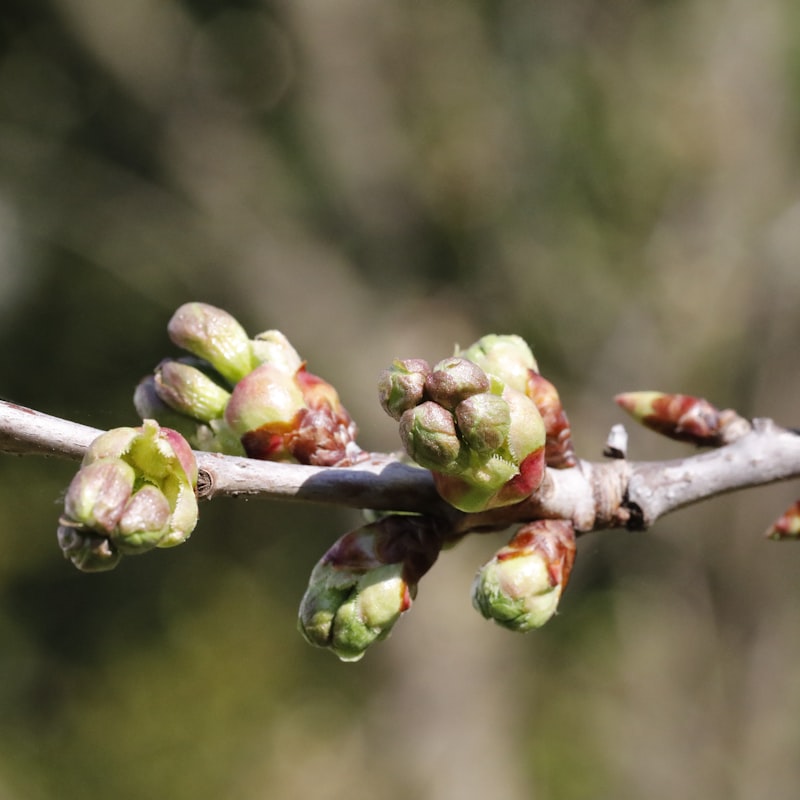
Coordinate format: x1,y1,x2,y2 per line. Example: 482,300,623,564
615,391,727,445
114,485,172,553
153,360,231,423
250,330,303,375
157,424,199,487
765,500,800,540
224,363,306,460
378,359,431,421
471,520,576,632
167,302,256,385
424,357,490,411
399,401,463,473
458,334,538,394
525,371,577,469
64,458,136,533
298,516,444,661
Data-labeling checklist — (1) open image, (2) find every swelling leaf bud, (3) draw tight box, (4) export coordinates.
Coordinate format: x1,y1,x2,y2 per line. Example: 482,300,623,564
377,359,431,420
167,302,256,385
298,516,444,661
458,334,538,394
615,391,730,446
154,359,231,423
472,520,576,632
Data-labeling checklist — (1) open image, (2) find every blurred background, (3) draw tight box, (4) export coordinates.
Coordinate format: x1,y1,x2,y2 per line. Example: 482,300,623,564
1,0,800,797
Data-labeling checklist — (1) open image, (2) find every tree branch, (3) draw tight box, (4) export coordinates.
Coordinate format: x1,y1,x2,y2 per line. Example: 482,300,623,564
2,399,799,537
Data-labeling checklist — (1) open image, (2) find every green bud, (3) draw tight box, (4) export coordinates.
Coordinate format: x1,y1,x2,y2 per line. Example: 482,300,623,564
471,521,576,632
472,549,560,630
64,458,136,533
251,330,303,375
329,566,410,661
154,360,232,423
458,334,538,394
398,401,463,473
377,359,431,420
57,524,122,572
298,558,411,663
167,302,256,385
424,357,490,411
298,516,444,661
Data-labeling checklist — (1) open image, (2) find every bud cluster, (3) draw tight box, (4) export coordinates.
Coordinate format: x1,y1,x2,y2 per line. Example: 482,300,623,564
298,515,445,661
135,302,360,466
378,334,578,513
379,354,546,513
58,420,199,572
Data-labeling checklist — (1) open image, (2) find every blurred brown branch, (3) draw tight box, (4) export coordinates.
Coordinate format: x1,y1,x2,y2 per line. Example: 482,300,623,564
2,399,800,537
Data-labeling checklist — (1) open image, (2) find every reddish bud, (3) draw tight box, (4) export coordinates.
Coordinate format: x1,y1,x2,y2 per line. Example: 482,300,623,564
615,391,726,445
765,500,800,540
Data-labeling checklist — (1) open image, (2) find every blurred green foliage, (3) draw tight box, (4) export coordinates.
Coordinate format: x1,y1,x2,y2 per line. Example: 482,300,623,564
2,0,800,798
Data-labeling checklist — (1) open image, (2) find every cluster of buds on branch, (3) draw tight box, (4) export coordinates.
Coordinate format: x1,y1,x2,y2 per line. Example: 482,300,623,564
45,302,800,660
134,303,361,466
58,420,198,571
